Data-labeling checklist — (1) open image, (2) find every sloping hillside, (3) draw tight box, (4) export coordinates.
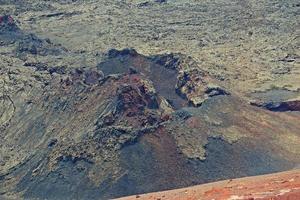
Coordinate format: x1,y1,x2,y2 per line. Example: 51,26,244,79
117,170,300,200
0,0,300,199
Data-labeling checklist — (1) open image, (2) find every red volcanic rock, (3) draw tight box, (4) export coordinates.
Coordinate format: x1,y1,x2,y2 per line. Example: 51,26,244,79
117,84,147,115
117,170,300,200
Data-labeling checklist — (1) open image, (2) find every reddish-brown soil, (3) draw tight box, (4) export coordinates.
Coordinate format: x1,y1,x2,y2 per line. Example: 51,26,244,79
117,170,300,200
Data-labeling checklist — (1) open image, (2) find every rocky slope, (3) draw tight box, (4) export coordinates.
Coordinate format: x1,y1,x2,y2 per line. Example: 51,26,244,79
0,0,300,199
117,169,300,200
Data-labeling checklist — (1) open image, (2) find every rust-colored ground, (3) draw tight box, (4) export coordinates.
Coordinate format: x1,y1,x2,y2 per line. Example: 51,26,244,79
117,170,300,200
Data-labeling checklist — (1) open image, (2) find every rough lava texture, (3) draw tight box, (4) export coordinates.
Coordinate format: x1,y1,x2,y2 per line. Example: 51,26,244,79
0,0,300,199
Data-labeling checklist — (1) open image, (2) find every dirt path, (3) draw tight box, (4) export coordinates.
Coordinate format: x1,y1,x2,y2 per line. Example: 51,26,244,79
117,169,300,200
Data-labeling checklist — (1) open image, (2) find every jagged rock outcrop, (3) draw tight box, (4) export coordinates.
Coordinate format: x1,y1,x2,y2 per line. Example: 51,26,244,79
98,49,230,108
